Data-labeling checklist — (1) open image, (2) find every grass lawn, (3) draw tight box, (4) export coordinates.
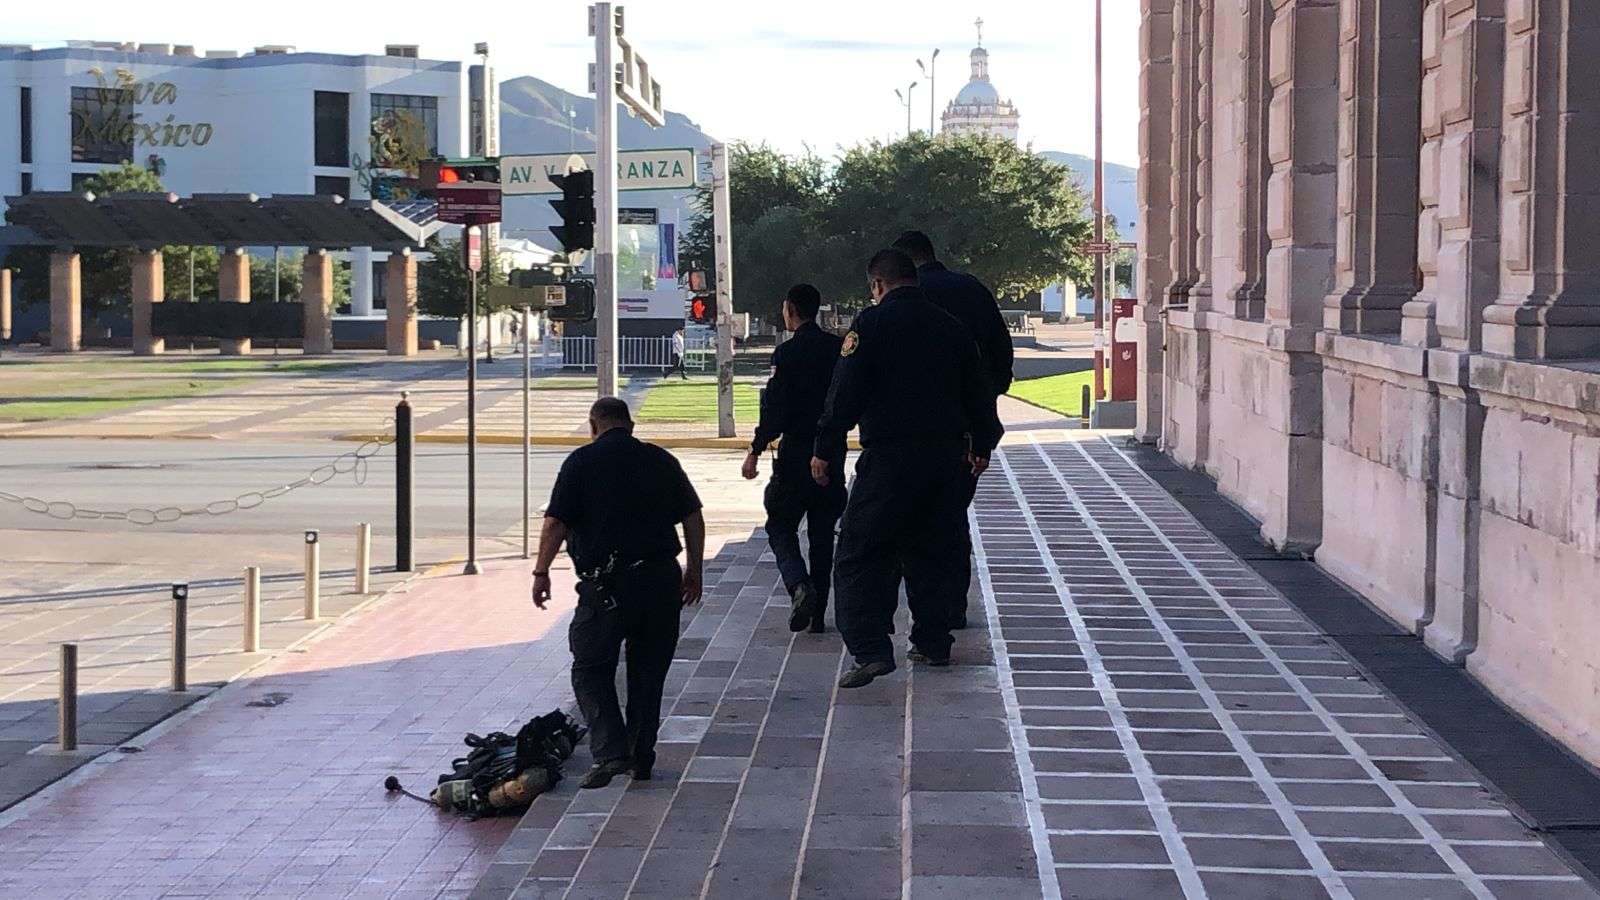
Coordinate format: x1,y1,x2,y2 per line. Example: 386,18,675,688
1008,370,1103,418
0,378,227,422
635,381,761,424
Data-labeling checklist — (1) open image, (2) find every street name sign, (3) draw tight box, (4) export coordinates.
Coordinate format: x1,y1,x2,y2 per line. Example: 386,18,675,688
501,149,696,196
484,284,566,310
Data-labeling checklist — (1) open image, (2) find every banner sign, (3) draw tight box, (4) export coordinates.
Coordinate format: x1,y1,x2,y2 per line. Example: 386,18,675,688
657,223,678,280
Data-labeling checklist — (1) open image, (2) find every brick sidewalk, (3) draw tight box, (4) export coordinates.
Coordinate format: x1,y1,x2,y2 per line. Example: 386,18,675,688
472,435,1597,900
0,555,586,899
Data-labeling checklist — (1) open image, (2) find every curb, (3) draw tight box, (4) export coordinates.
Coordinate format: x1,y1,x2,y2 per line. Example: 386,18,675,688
337,433,866,451
0,432,222,441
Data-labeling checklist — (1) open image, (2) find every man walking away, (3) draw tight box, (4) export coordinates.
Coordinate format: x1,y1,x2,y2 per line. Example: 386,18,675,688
891,230,1013,628
532,397,706,788
742,284,846,634
812,249,1003,689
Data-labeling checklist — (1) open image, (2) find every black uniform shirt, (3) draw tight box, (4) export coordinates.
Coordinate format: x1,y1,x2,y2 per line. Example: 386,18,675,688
917,261,1015,396
814,286,1004,462
545,428,702,572
750,321,845,468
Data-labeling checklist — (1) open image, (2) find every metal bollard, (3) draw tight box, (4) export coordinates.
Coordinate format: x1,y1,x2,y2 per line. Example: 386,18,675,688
59,643,78,752
304,531,321,619
1081,384,1092,427
172,583,188,692
244,566,261,652
396,393,414,573
355,522,371,594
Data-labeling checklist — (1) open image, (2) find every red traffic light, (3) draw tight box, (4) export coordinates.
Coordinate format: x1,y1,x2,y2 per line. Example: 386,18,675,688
690,298,709,322
438,167,461,184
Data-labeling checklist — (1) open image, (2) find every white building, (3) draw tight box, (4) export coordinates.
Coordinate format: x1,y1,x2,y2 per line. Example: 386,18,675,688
940,20,1021,143
0,40,473,314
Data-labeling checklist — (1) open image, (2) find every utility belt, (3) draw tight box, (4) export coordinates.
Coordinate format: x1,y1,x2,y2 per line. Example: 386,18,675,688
575,551,675,612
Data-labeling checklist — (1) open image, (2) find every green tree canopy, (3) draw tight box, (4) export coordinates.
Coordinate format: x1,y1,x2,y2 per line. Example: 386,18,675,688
417,235,506,318
680,135,1092,324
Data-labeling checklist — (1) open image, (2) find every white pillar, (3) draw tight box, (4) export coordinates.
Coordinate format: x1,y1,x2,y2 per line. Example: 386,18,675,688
350,247,374,317
594,1,620,397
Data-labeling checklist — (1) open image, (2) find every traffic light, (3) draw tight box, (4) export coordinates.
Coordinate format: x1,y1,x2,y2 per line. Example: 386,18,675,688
548,170,595,254
416,158,501,198
688,295,715,325
547,280,596,323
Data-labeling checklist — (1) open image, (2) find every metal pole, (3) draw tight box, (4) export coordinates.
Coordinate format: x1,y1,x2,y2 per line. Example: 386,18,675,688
171,583,188,692
355,522,371,594
396,393,414,572
59,643,77,752
465,251,480,576
522,304,532,560
930,50,938,135
595,1,620,398
908,82,916,136
1092,0,1107,401
244,566,261,652
1081,384,1092,428
188,248,195,303
711,142,736,438
304,531,321,618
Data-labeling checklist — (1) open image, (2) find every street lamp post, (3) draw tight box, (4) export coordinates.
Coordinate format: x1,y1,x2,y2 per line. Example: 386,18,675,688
916,49,940,135
894,82,919,137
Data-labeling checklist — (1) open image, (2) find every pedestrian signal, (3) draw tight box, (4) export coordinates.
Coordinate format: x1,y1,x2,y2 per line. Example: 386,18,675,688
688,296,715,325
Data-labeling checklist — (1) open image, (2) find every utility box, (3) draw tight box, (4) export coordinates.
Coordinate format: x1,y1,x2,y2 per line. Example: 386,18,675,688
1110,297,1138,402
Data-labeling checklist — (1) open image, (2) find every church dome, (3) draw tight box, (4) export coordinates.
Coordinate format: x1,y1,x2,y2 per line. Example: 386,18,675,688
955,79,1000,106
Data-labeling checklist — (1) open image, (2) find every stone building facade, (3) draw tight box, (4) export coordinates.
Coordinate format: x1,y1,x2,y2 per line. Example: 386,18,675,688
1136,0,1600,766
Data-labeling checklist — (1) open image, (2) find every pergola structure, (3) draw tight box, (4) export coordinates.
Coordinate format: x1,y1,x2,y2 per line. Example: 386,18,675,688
0,191,442,356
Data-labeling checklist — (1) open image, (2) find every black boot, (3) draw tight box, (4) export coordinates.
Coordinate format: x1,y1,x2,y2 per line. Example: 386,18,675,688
579,759,633,789
789,581,816,633
838,659,895,689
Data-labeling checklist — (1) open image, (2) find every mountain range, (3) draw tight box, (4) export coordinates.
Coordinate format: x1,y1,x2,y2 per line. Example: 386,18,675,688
497,76,1139,246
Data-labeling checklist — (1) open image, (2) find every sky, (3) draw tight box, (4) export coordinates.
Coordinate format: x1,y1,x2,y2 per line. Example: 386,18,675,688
2,0,1141,166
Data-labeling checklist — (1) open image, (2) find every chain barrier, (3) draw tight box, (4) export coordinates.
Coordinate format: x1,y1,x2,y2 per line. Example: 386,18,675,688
0,420,396,526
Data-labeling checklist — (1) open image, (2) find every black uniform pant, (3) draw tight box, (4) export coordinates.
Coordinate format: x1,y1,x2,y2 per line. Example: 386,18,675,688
764,460,846,614
951,473,980,621
833,441,969,665
569,557,682,768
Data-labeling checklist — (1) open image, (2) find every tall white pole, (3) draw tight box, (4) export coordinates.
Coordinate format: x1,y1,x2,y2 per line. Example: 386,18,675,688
521,304,531,560
594,2,620,398
712,142,736,438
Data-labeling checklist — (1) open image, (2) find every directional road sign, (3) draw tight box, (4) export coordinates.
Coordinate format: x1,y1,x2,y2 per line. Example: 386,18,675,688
500,149,696,196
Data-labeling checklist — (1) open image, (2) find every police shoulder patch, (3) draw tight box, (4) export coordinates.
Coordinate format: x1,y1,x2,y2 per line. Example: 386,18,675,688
840,331,859,357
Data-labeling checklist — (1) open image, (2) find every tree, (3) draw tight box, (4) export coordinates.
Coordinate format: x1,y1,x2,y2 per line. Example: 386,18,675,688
78,163,165,314
818,132,1092,308
250,251,304,302
679,142,829,323
678,136,1092,324
417,235,506,318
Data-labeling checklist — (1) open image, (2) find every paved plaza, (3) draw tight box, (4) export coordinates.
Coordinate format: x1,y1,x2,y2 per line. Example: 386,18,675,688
0,432,1593,898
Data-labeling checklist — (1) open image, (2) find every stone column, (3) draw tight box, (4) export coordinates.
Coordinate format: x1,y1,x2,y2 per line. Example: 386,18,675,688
1406,1,1503,352
385,249,418,357
130,249,165,356
1,268,12,341
49,250,81,353
301,249,335,355
1483,1,1600,358
1227,0,1273,321
1161,0,1214,469
217,247,251,356
1260,0,1340,551
1136,0,1177,444
1325,0,1423,334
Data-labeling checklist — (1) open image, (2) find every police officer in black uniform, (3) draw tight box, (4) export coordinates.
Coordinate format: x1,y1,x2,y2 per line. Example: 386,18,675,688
742,284,845,634
812,249,1003,689
891,230,1013,629
532,397,706,788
